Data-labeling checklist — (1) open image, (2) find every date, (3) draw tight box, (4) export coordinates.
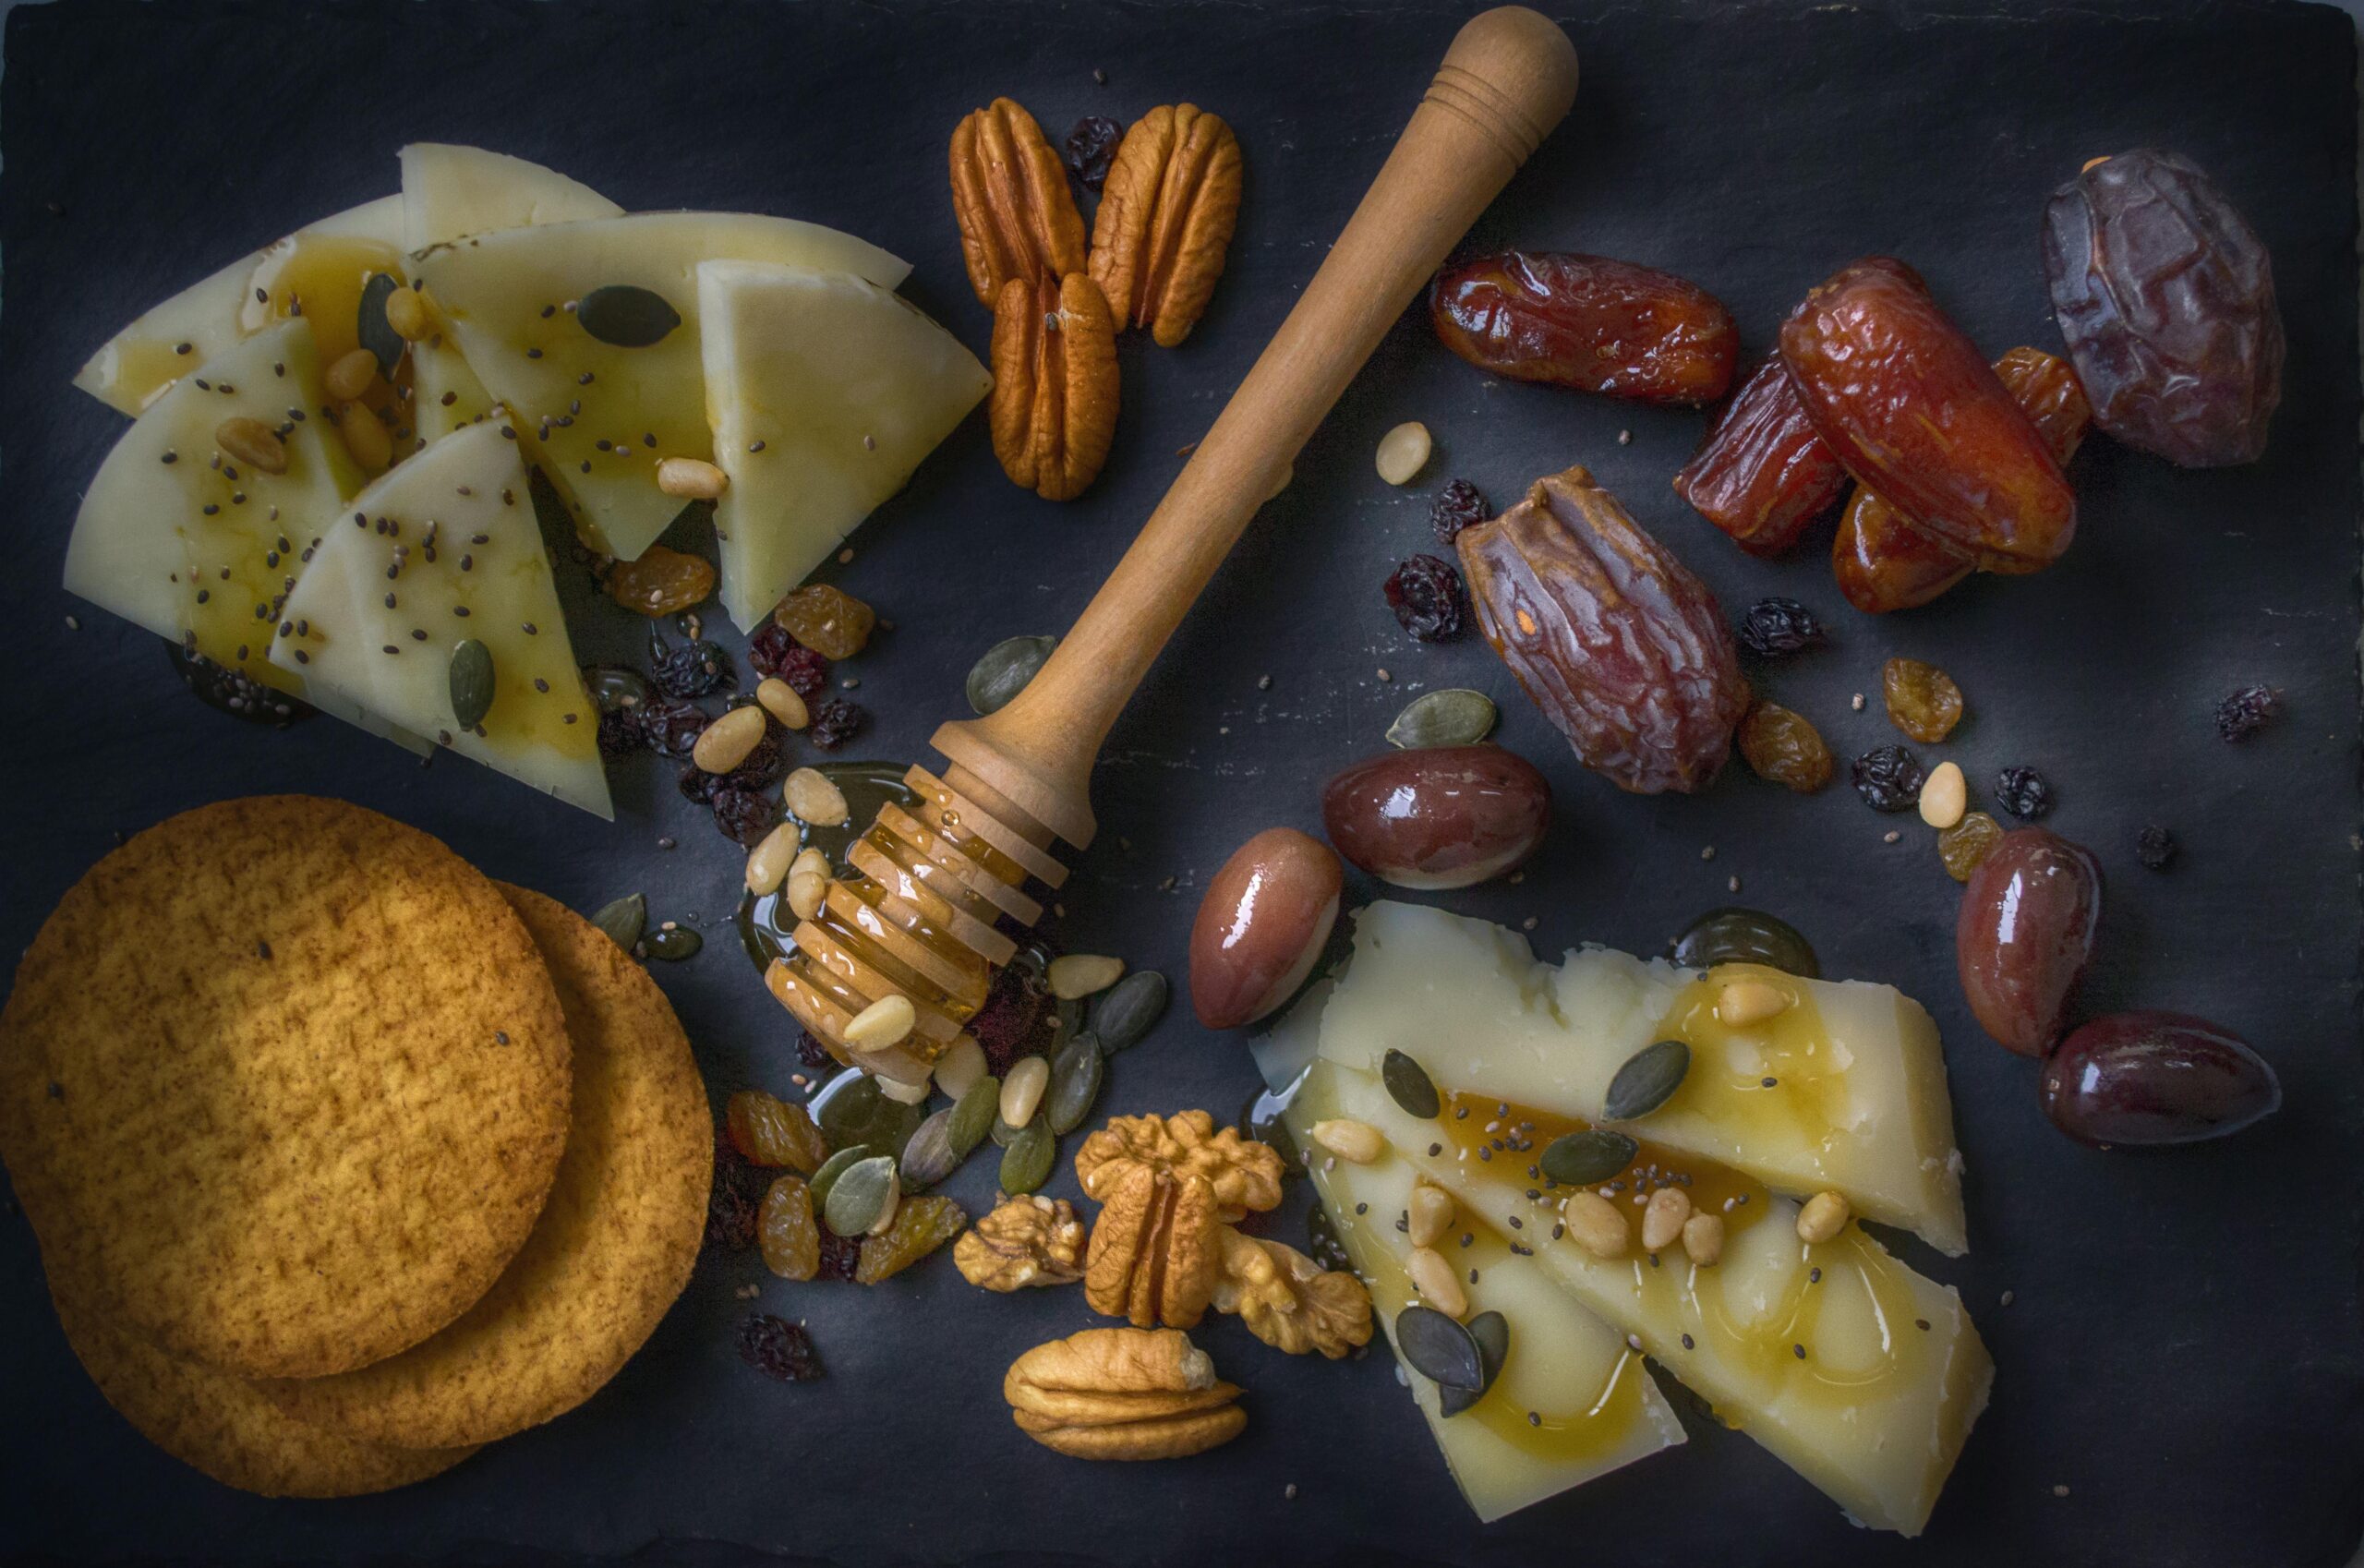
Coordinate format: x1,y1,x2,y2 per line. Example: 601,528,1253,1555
1457,465,1749,794
1672,358,1850,555
1430,252,1739,406
2044,149,2283,467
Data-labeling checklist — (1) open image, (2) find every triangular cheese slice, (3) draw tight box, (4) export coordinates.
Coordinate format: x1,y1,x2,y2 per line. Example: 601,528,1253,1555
271,421,613,817
399,143,621,253
415,212,909,561
697,259,991,630
409,337,501,450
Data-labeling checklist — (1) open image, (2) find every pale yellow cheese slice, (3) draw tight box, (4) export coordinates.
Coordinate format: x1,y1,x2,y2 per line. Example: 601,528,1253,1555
409,338,501,449
398,143,621,253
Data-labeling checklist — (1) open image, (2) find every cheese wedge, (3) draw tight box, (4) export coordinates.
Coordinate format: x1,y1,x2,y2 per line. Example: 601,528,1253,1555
410,337,501,449
399,143,621,253
270,421,612,817
415,213,909,561
1318,902,1968,1255
696,259,990,630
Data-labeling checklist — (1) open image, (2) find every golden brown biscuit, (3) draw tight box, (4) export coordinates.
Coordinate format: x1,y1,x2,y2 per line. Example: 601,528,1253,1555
263,885,711,1447
0,795,572,1379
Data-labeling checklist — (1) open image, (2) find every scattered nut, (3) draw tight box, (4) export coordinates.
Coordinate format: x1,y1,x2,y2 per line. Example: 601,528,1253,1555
657,455,730,500
990,271,1119,501
784,766,850,826
1050,954,1127,999
957,1193,1087,1290
693,704,768,774
1919,759,1968,829
1375,420,1433,486
1000,1055,1052,1128
1562,1189,1629,1260
213,416,288,475
1087,103,1244,347
335,400,391,470
1085,1162,1223,1327
876,1074,931,1105
1004,1327,1245,1461
384,284,433,342
934,1036,988,1101
1309,1118,1385,1164
950,97,1089,306
1211,1227,1372,1357
1641,1186,1693,1252
744,822,800,896
844,993,918,1054
324,346,380,403
1404,1245,1469,1319
1076,1110,1286,1223
1681,1212,1725,1266
1796,1189,1851,1245
755,676,810,730
1405,1182,1455,1248
1716,979,1791,1027
785,855,831,923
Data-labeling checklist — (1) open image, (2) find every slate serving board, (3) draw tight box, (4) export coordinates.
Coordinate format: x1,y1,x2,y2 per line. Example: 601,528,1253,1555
1,1,2358,1563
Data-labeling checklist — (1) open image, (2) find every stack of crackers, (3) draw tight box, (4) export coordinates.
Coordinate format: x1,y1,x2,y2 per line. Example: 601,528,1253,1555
0,796,714,1497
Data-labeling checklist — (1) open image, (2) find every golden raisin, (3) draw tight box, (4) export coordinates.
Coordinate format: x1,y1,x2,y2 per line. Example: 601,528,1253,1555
607,544,717,618
773,584,876,660
726,1089,828,1174
855,1194,969,1285
1938,811,2004,882
758,1175,821,1281
1738,700,1833,792
1882,657,1964,743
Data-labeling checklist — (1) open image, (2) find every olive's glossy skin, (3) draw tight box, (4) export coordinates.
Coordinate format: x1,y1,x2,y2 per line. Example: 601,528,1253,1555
1188,828,1342,1030
1321,744,1550,890
2041,1011,2280,1147
1672,907,1820,979
1957,826,2103,1057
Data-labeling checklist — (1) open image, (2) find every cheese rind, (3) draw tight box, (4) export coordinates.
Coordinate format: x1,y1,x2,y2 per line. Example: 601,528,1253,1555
398,144,621,253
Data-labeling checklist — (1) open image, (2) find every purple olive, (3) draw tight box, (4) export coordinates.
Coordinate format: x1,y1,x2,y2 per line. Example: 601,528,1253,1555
1321,744,1550,890
1956,826,2102,1057
2040,1011,2280,1147
1189,827,1343,1030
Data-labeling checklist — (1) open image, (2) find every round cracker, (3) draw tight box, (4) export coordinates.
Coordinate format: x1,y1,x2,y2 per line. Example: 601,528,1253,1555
0,795,572,1380
262,885,711,1447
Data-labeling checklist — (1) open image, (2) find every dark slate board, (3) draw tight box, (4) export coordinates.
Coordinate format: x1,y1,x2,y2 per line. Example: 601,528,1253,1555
1,1,2358,1563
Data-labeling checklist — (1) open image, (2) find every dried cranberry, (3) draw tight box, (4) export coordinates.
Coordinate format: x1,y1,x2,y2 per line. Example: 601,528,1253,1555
596,706,646,758
747,621,830,695
796,1031,834,1070
1430,478,1494,544
705,1149,768,1251
2214,684,2281,742
712,785,779,846
1383,554,1469,642
2136,824,2178,870
737,1312,825,1382
1851,744,1924,812
1734,597,1827,658
815,1230,862,1282
1063,115,1124,192
807,697,864,751
1994,765,2054,821
650,637,735,700
637,696,708,759
970,961,1052,1076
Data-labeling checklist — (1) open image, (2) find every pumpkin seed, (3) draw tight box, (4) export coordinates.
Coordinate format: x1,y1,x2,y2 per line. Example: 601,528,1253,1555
356,271,404,371
590,892,646,953
999,1122,1055,1194
899,1108,960,1189
644,924,701,961
1440,1310,1510,1416
1539,1128,1639,1187
1044,1034,1104,1136
1049,995,1083,1054
815,1074,923,1160
577,283,681,347
1382,1049,1441,1119
808,1144,873,1212
990,1110,1023,1148
448,638,496,730
1092,971,1168,1055
947,1077,999,1159
965,633,1057,716
1395,1304,1484,1393
1386,688,1496,750
582,664,650,715
822,1154,898,1236
1603,1039,1691,1121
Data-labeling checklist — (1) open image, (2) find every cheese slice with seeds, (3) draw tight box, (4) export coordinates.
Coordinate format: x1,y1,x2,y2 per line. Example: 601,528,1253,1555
697,259,990,630
416,213,910,561
398,143,621,253
410,338,501,448
270,421,612,817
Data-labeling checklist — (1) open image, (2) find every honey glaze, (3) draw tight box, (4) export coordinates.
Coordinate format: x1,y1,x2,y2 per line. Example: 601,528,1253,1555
1654,963,1851,1160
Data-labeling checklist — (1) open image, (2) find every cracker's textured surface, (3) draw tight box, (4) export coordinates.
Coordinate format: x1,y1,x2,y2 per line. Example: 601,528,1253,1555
51,1287,475,1499
0,795,572,1379
263,885,711,1447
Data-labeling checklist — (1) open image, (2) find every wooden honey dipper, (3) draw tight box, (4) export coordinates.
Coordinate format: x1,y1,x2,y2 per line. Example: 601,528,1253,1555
766,8,1581,1083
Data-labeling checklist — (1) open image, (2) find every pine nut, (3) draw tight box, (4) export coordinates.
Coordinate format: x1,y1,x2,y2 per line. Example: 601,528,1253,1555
784,766,850,826
785,867,829,923
866,1167,904,1232
1309,1118,1385,1164
692,704,767,774
1796,1189,1851,1245
384,285,434,342
214,416,288,475
1406,1182,1455,1248
933,1037,987,1101
876,1074,930,1106
1048,954,1125,999
843,993,916,1053
1918,760,1967,829
1562,1190,1629,1260
744,822,799,895
1000,1055,1051,1128
1642,1186,1693,1252
325,347,380,403
1716,979,1791,1027
1682,1212,1725,1267
657,456,729,500
756,676,810,730
790,847,829,881
336,401,391,470
1375,421,1432,486
1405,1245,1468,1319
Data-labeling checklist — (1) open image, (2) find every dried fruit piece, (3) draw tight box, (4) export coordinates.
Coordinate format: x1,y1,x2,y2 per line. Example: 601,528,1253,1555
1322,745,1550,888
856,1194,969,1284
806,697,863,750
991,271,1119,501
1993,766,2054,821
2040,1011,2280,1147
1382,554,1468,642
950,97,1089,307
727,1089,828,1173
710,785,778,847
1457,465,1749,794
648,628,734,699
772,584,875,660
1430,252,1738,405
1851,744,1924,813
1734,597,1827,658
738,1312,824,1381
1881,657,1963,742
706,1149,769,1252
2215,684,2281,741
2135,824,2178,871
605,544,716,618
1672,358,1849,555
1958,826,2102,1057
1062,115,1124,192
746,622,829,694
1938,811,2003,883
1089,104,1243,347
2044,149,2283,467
1430,478,1493,544
757,1175,821,1281
1738,701,1832,792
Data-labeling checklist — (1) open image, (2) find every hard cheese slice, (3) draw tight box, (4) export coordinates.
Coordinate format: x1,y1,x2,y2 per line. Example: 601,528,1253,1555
416,213,910,561
410,337,500,449
1319,902,1968,1255
697,259,990,630
399,143,621,253
270,421,612,818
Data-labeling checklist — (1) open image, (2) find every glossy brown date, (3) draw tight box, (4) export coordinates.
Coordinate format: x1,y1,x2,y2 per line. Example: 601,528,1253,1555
1781,258,2076,572
1188,827,1342,1030
1957,826,2103,1057
1430,252,1739,406
2043,149,2283,467
1458,466,1750,794
1321,744,1550,889
1672,358,1850,555
2039,1010,2280,1148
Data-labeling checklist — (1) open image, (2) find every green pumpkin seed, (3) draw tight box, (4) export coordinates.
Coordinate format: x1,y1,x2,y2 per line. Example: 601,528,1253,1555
1539,1128,1639,1187
1395,1304,1483,1393
1044,1034,1104,1136
990,1110,1022,1148
947,1077,999,1159
1092,971,1168,1055
1048,995,1083,1055
822,1154,898,1236
590,893,645,953
899,1109,960,1190
1603,1039,1691,1121
815,1074,923,1159
576,283,681,347
1382,1049,1441,1119
965,634,1057,716
448,638,496,730
644,924,701,961
1440,1310,1510,1416
999,1122,1055,1194
1671,907,1821,979
1386,688,1496,750
808,1144,873,1212
582,664,650,715
356,271,404,371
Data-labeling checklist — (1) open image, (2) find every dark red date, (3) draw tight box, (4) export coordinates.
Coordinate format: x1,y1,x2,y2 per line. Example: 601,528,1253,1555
2039,1010,2280,1148
1957,827,2103,1057
1431,252,1739,406
1672,358,1850,555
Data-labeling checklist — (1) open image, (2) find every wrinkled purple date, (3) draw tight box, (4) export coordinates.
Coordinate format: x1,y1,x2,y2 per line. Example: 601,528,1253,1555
2040,1011,2280,1147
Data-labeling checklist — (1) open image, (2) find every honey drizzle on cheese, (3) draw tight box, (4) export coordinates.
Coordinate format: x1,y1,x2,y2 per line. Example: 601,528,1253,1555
1654,963,1851,1159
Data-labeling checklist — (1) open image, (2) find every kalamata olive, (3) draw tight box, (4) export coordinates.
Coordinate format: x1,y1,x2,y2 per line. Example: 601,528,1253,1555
1956,826,2102,1057
2040,1010,2280,1147
1320,744,1550,889
1189,827,1343,1030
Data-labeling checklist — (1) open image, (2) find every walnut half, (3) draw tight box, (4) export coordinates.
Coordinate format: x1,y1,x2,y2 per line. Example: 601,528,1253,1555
1075,1109,1285,1223
954,1193,1086,1292
1005,1327,1245,1461
1211,1227,1374,1360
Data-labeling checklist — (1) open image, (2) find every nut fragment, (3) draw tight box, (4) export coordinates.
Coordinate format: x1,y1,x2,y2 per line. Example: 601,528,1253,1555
1919,760,1969,829
1641,1186,1693,1252
844,993,917,1054
1050,954,1126,999
1796,1189,1851,1244
324,347,380,403
990,271,1119,501
950,97,1090,307
1088,104,1244,347
692,704,767,774
1405,1182,1455,1248
657,456,729,500
1375,421,1433,486
755,676,810,730
1000,1055,1051,1129
1211,1227,1373,1357
1309,1118,1385,1164
1004,1327,1245,1461
1682,1212,1726,1266
213,416,288,475
1404,1245,1469,1319
1562,1189,1629,1259
957,1193,1087,1291
1076,1110,1285,1222
784,766,850,826
1716,979,1791,1027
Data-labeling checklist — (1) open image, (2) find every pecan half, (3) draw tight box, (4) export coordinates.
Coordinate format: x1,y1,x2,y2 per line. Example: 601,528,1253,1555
989,271,1118,501
1210,1227,1372,1359
1005,1327,1245,1461
954,1193,1086,1292
1088,104,1243,348
950,98,1089,308
1083,1162,1222,1329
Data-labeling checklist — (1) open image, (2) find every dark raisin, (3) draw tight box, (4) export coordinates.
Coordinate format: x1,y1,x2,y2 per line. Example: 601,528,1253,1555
1734,597,1827,658
1850,744,1924,812
712,785,779,846
596,706,646,758
807,697,864,751
815,1229,862,1282
2214,684,2281,742
725,710,787,785
650,637,736,699
1430,478,1494,544
1383,554,1469,642
678,764,720,806
1994,765,2054,821
636,696,708,759
970,959,1052,1075
747,621,831,695
796,1031,834,1070
2135,824,2178,870
705,1148,768,1251
736,1312,824,1382
1062,115,1124,192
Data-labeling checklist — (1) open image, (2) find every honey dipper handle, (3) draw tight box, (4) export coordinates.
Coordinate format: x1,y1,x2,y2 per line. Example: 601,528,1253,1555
931,6,1580,849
